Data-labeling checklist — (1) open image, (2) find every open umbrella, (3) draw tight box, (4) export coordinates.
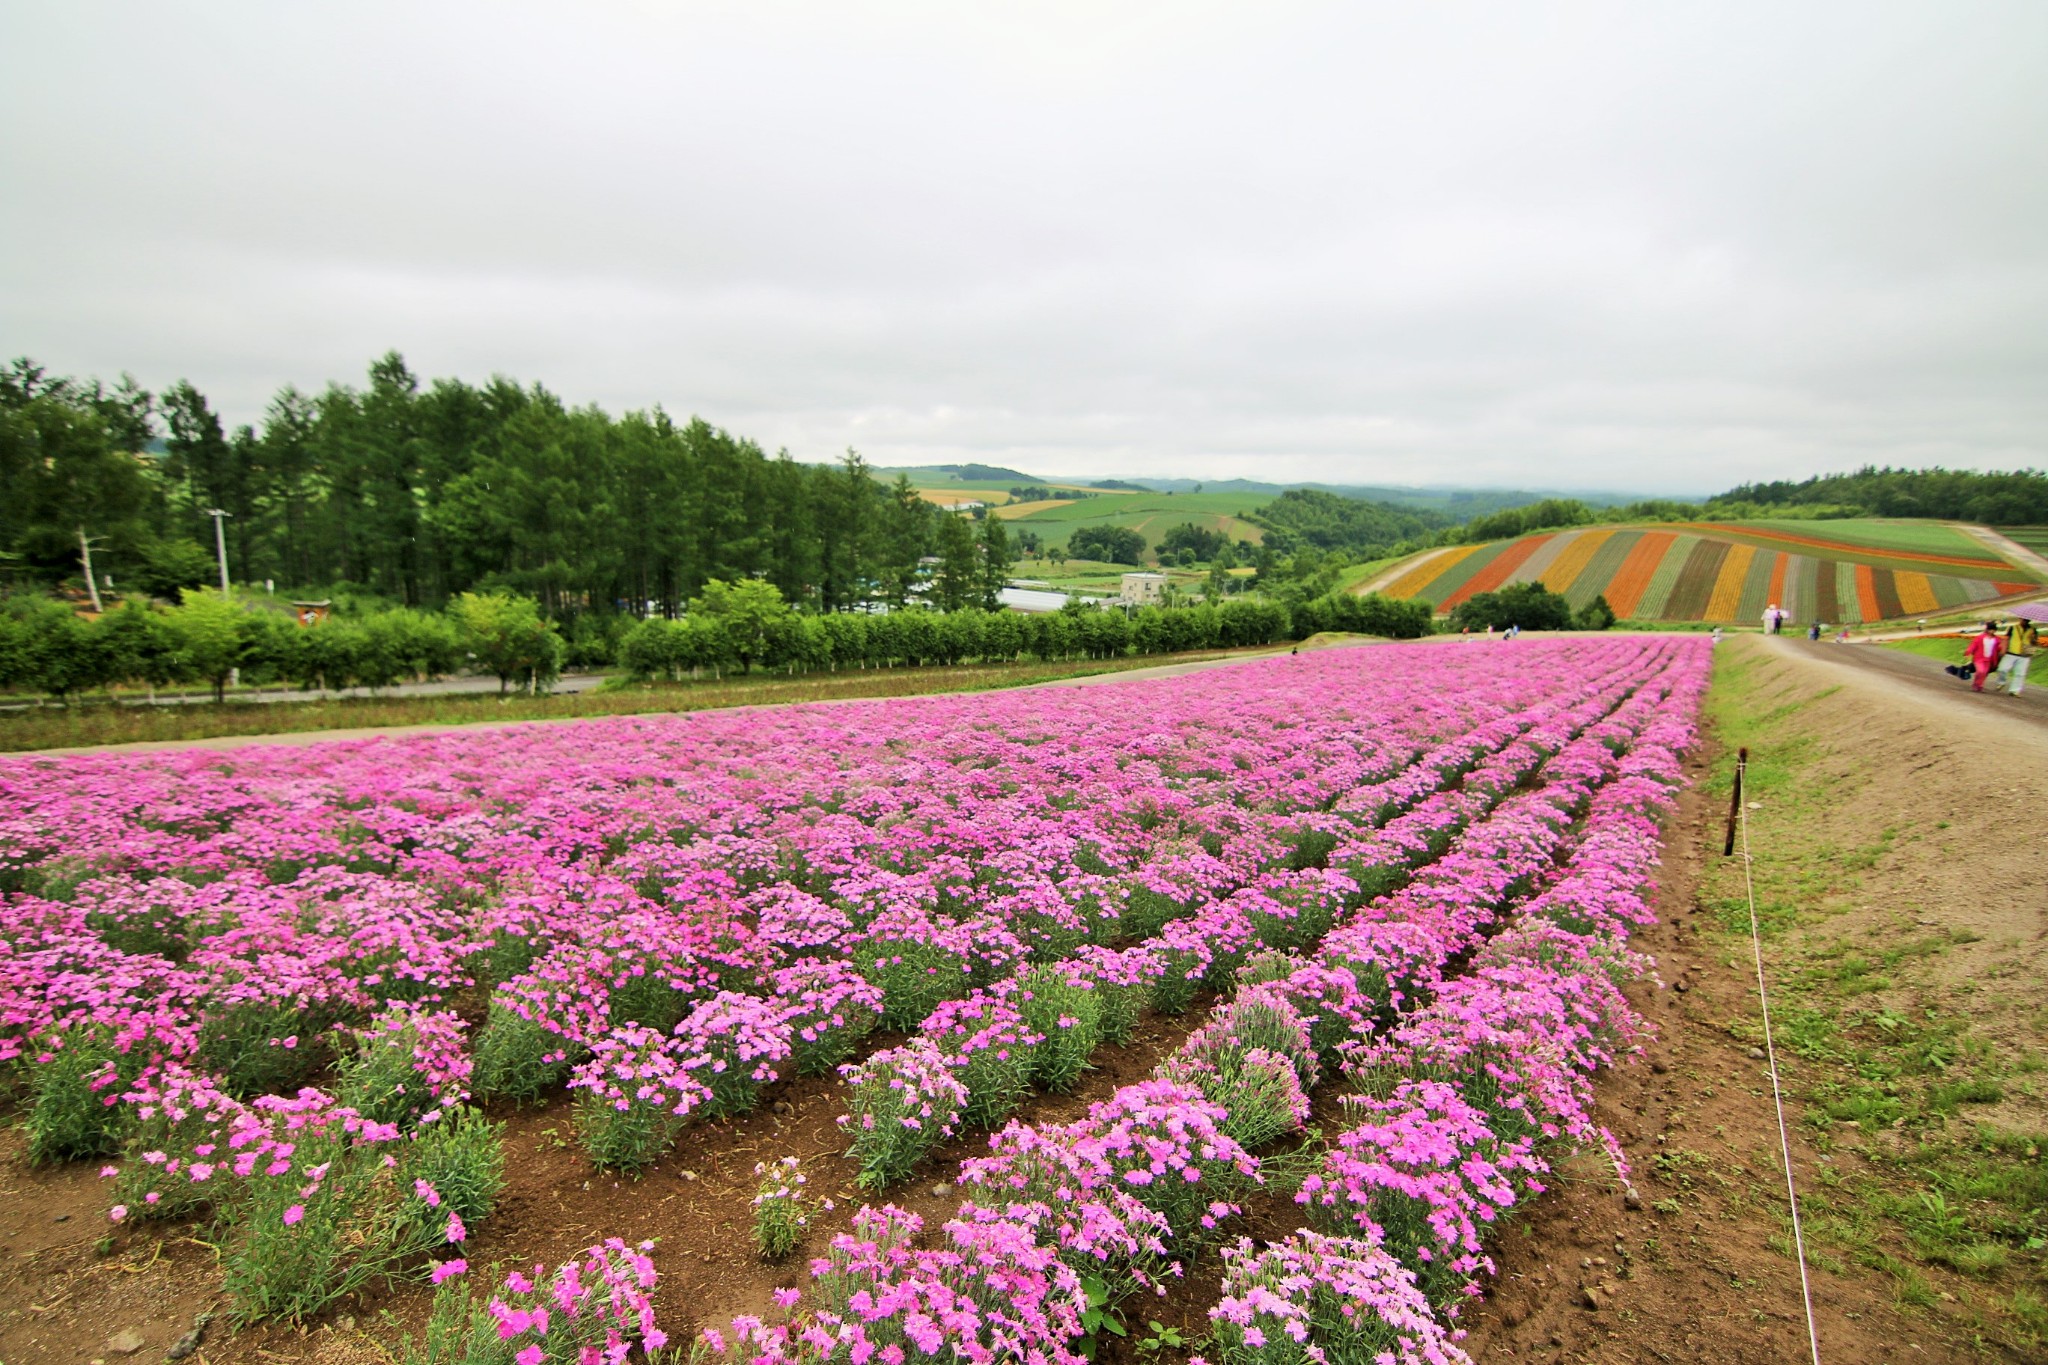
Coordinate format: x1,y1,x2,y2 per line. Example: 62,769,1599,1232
2011,601,2048,624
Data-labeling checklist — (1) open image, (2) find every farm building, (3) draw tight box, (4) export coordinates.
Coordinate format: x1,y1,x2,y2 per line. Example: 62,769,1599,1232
1120,572,1167,605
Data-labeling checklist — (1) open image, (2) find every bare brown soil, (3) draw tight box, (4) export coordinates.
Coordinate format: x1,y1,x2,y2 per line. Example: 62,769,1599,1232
1461,636,2048,1364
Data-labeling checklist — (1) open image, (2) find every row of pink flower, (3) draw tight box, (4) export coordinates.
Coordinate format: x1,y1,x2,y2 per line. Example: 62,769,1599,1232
697,642,1706,1365
547,645,1620,1171
817,645,1666,1190
1212,652,1705,1362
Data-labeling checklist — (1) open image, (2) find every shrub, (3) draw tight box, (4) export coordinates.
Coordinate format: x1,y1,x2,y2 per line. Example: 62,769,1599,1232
398,1107,505,1244
926,990,1040,1131
110,1066,248,1221
673,991,793,1118
1210,1232,1457,1365
771,961,883,1075
1018,965,1103,1093
808,1205,1089,1365
1296,1079,1543,1306
569,1026,711,1172
214,1094,462,1324
1063,946,1157,1047
1073,1080,1262,1242
335,1004,472,1129
197,998,348,1098
838,1040,967,1191
751,1156,815,1260
22,1026,141,1164
404,1240,666,1364
1160,1039,1310,1151
855,931,971,1031
471,967,606,1104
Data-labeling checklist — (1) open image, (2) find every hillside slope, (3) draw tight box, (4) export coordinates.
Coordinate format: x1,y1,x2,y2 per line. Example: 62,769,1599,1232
1375,520,2041,623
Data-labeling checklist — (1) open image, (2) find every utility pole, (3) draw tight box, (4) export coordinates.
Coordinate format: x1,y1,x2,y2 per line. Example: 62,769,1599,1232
203,508,232,593
77,528,106,613
203,508,238,688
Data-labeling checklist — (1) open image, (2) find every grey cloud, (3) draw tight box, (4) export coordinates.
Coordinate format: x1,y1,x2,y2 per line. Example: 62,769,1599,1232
3,0,2044,496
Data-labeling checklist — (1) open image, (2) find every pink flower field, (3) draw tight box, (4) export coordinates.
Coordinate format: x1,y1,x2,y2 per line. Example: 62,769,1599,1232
0,637,1708,1363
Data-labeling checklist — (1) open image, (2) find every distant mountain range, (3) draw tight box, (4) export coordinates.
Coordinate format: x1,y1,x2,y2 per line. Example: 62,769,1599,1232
872,464,1664,517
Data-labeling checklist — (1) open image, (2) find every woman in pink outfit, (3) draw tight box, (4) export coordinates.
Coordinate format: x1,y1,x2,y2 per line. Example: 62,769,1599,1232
1965,621,2005,692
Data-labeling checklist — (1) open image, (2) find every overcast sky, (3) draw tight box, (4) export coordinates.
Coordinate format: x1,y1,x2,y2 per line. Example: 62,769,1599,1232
4,2,2045,494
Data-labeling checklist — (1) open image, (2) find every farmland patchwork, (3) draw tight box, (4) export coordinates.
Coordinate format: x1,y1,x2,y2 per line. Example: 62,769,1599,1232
0,639,1709,1362
1381,522,2039,623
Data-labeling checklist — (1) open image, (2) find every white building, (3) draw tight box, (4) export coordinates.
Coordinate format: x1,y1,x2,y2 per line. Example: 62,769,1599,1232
1119,572,1167,606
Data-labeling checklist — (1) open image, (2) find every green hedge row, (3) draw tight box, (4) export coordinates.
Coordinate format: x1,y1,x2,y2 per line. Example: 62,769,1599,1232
0,588,1432,706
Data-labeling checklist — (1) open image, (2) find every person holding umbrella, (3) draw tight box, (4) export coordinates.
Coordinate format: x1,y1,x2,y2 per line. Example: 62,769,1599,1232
1993,613,2039,697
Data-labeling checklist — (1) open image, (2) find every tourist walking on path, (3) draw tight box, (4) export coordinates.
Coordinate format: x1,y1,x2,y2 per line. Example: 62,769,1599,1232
1965,620,2006,693
1993,617,2038,697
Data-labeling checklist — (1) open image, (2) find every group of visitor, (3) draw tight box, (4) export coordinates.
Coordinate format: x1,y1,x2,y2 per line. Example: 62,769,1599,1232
1957,617,2038,696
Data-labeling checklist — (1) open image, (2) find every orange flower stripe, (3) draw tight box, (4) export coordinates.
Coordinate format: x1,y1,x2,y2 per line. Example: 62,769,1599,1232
1892,572,1940,615
1685,523,2010,573
1853,565,1881,620
1703,544,1756,620
1438,534,1555,612
1382,545,1483,600
1535,529,1612,594
1765,553,1788,613
1604,531,1678,618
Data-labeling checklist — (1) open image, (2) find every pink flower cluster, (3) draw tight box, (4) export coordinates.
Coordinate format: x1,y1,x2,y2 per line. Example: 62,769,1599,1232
472,1238,666,1364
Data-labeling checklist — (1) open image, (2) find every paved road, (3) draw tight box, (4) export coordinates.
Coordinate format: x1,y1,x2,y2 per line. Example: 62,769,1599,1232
1763,636,2048,735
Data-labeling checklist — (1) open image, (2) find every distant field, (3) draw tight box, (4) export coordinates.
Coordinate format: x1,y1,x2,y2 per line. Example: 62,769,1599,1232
996,498,1080,518
1701,518,1992,557
1012,557,1212,595
1999,525,2048,556
1674,520,2027,577
1376,521,2040,625
919,487,1013,508
1006,489,1274,551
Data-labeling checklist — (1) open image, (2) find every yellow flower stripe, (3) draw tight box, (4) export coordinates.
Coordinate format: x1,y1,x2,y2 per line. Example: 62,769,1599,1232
1535,528,1613,594
1703,544,1755,621
1893,571,1940,615
1381,544,1484,599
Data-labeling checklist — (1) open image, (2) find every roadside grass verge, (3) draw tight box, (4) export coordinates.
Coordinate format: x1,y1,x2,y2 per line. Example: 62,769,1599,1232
1881,637,1975,665
0,649,1265,753
1697,645,2048,1352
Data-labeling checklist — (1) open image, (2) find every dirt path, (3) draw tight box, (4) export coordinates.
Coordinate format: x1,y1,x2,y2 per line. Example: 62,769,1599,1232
1958,524,2048,581
1772,637,2048,734
1467,636,2048,1363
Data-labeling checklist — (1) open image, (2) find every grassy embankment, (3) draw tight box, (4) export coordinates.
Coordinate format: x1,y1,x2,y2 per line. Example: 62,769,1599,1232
0,649,1264,753
1691,645,2048,1351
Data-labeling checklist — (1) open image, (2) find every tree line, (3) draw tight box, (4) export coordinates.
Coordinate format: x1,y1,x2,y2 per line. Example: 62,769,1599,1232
0,353,1013,620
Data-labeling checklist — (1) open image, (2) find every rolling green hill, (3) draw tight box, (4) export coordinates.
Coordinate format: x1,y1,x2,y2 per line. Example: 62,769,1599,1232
998,489,1276,551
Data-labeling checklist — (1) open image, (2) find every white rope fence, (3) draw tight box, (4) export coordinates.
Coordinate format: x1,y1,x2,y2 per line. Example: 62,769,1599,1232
1729,747,1823,1365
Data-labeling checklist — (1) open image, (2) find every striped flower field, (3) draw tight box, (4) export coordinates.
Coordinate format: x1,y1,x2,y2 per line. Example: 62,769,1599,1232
1380,522,2040,624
